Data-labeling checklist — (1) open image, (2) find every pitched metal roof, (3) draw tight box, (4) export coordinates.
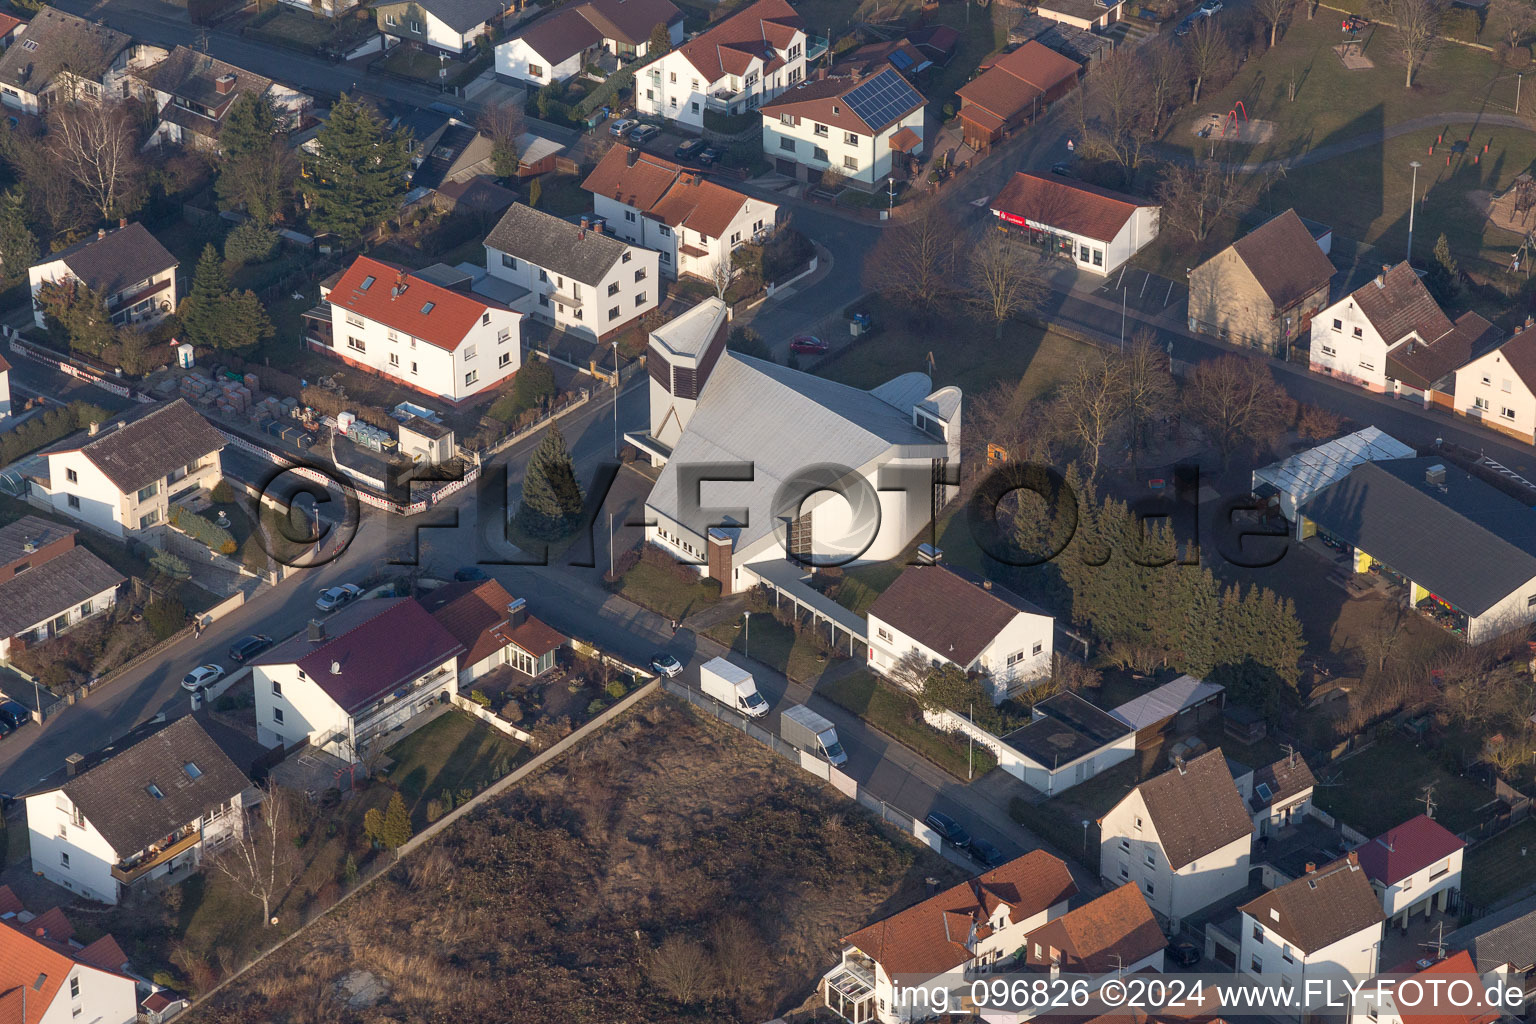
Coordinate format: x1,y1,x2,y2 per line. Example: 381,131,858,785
1127,748,1251,870
0,544,123,637
1110,675,1224,732
484,203,632,284
867,563,1049,666
255,598,465,714
39,223,177,299
1240,857,1385,954
1252,426,1416,501
1353,814,1465,886
50,716,251,857
1224,209,1336,311
43,399,225,494
0,8,129,95
991,172,1151,243
1297,457,1536,616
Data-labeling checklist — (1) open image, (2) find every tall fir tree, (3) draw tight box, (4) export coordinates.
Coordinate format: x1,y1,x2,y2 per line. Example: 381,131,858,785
178,244,232,349
515,423,585,539
301,94,410,244
0,187,37,283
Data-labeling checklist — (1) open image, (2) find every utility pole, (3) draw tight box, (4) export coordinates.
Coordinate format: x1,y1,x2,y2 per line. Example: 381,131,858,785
611,339,620,457
968,701,974,780
1407,160,1422,262
744,611,751,658
1119,288,1126,350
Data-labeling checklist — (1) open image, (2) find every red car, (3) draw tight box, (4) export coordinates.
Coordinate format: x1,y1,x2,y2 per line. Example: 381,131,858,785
790,335,828,354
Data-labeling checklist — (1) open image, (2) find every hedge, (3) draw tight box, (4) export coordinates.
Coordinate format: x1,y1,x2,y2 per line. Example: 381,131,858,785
0,401,113,469
169,505,237,556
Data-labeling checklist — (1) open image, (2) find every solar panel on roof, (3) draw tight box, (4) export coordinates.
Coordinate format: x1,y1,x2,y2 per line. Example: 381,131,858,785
842,69,923,132
889,49,913,70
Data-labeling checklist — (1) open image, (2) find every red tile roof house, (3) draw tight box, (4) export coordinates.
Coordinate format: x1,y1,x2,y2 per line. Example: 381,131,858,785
821,850,1077,1024
496,0,683,87
582,145,780,282
0,885,141,1024
418,579,569,681
990,171,1159,277
1023,881,1168,974
251,597,465,760
956,41,1081,151
311,255,523,403
1354,814,1466,928
1361,950,1502,1024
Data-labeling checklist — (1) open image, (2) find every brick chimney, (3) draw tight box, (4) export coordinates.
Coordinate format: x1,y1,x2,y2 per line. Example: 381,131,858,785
627,147,638,166
507,597,527,628
215,73,236,95
1347,849,1359,867
593,221,603,234
1305,861,1316,873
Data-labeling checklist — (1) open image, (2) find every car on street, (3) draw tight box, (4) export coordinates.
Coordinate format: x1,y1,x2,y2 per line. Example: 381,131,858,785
1168,940,1202,967
675,138,707,160
790,335,829,354
181,664,225,692
315,583,364,612
453,566,490,582
630,124,660,144
1050,161,1077,177
650,652,683,678
610,118,638,137
925,811,972,849
0,700,28,730
1199,0,1223,13
698,147,720,166
227,634,274,663
969,837,1006,868
0,719,11,738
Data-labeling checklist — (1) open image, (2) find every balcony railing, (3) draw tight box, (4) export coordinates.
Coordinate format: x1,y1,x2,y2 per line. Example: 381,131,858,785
111,829,200,885
805,35,829,62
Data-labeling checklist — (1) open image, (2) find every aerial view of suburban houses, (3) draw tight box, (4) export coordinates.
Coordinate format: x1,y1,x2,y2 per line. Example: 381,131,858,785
7,0,1536,1019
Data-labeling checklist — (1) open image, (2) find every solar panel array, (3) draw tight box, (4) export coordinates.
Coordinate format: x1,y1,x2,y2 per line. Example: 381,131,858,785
888,49,914,71
843,69,922,131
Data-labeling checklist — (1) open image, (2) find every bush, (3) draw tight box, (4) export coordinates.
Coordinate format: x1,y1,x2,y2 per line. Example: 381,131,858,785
169,505,236,556
468,689,492,707
603,547,640,584
0,400,113,468
425,798,447,823
224,221,280,265
150,550,192,580
41,662,71,690
604,678,627,699
587,698,607,715
144,597,186,641
210,480,235,504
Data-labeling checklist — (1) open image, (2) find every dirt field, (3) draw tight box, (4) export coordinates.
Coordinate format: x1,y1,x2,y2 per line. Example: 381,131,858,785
192,695,961,1024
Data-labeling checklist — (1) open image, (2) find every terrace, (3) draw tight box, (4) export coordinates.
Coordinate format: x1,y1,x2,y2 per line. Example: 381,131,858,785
111,826,200,886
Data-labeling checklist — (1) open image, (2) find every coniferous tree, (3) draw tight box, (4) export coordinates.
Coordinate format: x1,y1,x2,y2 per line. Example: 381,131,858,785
0,187,37,282
180,244,273,350
216,94,292,224
35,279,113,356
515,423,585,539
301,94,410,244
648,21,673,56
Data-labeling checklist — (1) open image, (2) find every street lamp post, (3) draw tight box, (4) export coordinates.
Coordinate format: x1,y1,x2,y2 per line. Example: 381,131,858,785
1407,160,1422,263
1519,73,1524,115
743,611,751,658
887,176,895,211
611,339,619,457
1082,819,1090,853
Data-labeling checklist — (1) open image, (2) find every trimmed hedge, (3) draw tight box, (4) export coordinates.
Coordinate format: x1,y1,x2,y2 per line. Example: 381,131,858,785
169,505,237,556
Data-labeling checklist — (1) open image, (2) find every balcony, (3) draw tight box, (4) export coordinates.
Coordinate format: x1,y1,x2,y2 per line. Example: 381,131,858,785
805,35,829,62
705,87,741,113
111,828,200,886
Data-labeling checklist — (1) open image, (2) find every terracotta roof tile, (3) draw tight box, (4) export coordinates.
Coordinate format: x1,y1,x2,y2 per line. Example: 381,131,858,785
329,256,504,353
574,0,683,45
419,579,519,667
1390,952,1502,1024
1351,261,1454,346
1354,814,1465,886
511,6,602,64
991,172,1151,243
1129,748,1252,870
1025,882,1166,973
760,67,925,135
583,146,762,239
0,904,131,1024
957,41,1078,121
495,615,567,657
674,0,802,82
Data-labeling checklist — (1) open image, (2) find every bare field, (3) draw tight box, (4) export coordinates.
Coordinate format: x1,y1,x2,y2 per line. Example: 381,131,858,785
192,695,961,1024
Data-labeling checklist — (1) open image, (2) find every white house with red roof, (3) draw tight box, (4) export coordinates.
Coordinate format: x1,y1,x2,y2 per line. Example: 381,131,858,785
418,579,569,681
1350,950,1500,1024
0,884,139,1024
581,146,779,281
317,256,522,402
759,66,927,188
821,850,1076,1024
634,0,825,130
1354,814,1466,927
251,598,465,760
989,171,1159,276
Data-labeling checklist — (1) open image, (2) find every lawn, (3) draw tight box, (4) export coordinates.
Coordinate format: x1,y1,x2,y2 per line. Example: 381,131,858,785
384,710,526,826
820,668,997,780
615,560,722,621
247,9,337,49
1008,757,1142,870
703,612,849,686
528,173,597,219
375,46,452,82
821,317,1095,401
1313,736,1493,836
1462,819,1536,911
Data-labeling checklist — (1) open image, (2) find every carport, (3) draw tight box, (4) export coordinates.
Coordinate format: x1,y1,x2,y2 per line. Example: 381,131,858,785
743,559,867,656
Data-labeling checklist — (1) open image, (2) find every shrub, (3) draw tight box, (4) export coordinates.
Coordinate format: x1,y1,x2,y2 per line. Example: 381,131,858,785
169,505,236,556
0,400,112,468
152,972,177,990
224,221,280,265
425,798,447,823
144,597,186,641
604,678,627,699
41,662,71,690
210,480,235,504
468,689,492,707
587,698,607,715
150,550,192,580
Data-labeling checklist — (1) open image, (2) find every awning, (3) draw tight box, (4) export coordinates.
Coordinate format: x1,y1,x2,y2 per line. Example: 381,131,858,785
888,126,922,152
958,105,1005,132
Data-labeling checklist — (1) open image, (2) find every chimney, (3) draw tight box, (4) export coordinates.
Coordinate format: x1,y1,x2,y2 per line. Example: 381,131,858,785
87,422,99,436
593,221,603,234
1526,315,1535,329
1174,756,1187,775
982,579,992,590
627,147,638,166
117,217,126,229
1425,463,1446,487
507,597,528,628
1348,850,1359,868
925,876,941,895
97,228,106,240
65,753,83,777
215,73,235,95
580,217,589,232
22,537,35,553
330,660,342,675
307,619,326,642
1305,861,1316,874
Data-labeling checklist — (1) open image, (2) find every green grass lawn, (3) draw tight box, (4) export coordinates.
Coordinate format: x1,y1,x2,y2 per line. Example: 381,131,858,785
385,710,525,825
376,47,452,82
1314,737,1493,836
819,668,997,780
616,561,721,621
250,9,336,48
1462,819,1536,910
704,613,849,685
528,173,596,219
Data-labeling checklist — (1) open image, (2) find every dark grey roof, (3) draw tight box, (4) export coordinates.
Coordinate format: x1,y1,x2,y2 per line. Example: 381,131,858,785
0,515,75,566
42,224,178,298
1002,692,1133,767
376,0,508,33
401,415,452,440
1241,858,1385,955
484,203,631,284
1132,748,1252,870
44,399,225,494
0,8,130,95
1297,457,1536,616
0,544,123,637
1451,899,1536,971
54,716,251,857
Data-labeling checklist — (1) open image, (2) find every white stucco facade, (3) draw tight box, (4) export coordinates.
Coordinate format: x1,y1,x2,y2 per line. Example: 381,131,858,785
24,962,137,1024
29,252,178,331
761,105,924,188
0,579,120,662
1099,789,1252,926
325,292,521,402
591,189,778,282
1453,347,1536,445
1374,849,1463,923
1239,911,1382,1022
1309,296,1395,392
634,20,812,131
867,606,1052,702
495,35,586,86
35,448,221,540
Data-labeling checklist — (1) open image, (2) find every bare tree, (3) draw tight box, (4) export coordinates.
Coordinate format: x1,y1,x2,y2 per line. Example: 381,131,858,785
862,195,959,314
1052,348,1130,480
207,783,301,926
1383,0,1441,87
478,101,526,179
711,247,734,300
1157,160,1244,242
1144,41,1190,134
648,935,715,1004
1187,19,1236,102
1255,0,1294,47
1078,47,1157,186
1120,329,1178,454
46,100,142,221
966,228,1047,337
709,915,767,1009
889,649,933,693
1490,0,1536,51
1181,355,1292,465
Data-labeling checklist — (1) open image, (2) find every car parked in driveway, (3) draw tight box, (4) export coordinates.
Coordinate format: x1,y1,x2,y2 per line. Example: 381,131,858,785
925,811,972,849
0,700,28,730
698,148,720,166
790,335,828,354
610,118,638,137
650,652,683,678
630,124,660,144
1168,940,1202,967
969,837,1006,868
315,583,363,612
675,138,707,160
228,634,274,663
181,664,225,692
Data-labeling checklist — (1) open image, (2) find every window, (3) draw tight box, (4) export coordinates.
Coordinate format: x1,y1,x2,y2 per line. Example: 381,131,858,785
348,336,366,353
1144,881,1154,895
272,679,282,696
789,43,801,58
622,252,632,263
539,269,548,282
139,510,159,529
877,627,892,641
1321,344,1337,356
635,268,647,282
658,226,671,238
1368,1005,1379,1022
1092,249,1103,267
1119,838,1130,851
1529,594,1536,607
843,155,858,171
607,282,620,297
421,302,435,314
780,137,795,152
501,253,517,269
1119,864,1129,879
480,312,490,326
499,352,511,368
1080,244,1091,262
137,481,159,502
669,97,677,109
636,292,648,306
1483,375,1493,385
66,467,78,483
1358,361,1374,372
646,89,654,100
60,851,69,868
346,312,364,328
273,707,285,724
660,252,672,264
498,328,510,343
184,761,202,779
670,72,677,83
1503,378,1514,392
1250,955,1263,973
465,370,478,387
1331,319,1342,332
1006,651,1024,666
1503,406,1517,419
781,113,794,125
70,978,79,998
464,344,477,360
1475,396,1490,410
528,62,543,77
409,18,421,31
1282,945,1293,964
1353,326,1363,338
388,353,399,367
1134,816,1142,829
608,306,619,319
814,122,828,137
813,146,828,162
67,495,79,509
844,130,858,144
574,309,583,320
410,362,418,375
1032,641,1043,655
730,231,741,245
79,600,91,616
1252,923,1264,942
385,13,396,25
1144,852,1156,867
146,784,165,799
538,294,550,307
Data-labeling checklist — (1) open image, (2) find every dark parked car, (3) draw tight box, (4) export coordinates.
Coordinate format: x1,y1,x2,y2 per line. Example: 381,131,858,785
1168,940,1202,967
630,124,660,144
925,811,972,849
698,147,720,166
969,837,1006,868
1051,161,1077,177
453,566,490,582
228,634,274,663
0,718,12,738
675,138,707,160
0,700,30,730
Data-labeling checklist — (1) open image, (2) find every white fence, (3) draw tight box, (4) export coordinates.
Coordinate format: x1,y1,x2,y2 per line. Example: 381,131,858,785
923,706,1136,797
449,693,533,743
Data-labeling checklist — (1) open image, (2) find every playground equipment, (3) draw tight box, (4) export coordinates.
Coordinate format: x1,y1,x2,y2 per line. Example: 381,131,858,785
1222,100,1249,137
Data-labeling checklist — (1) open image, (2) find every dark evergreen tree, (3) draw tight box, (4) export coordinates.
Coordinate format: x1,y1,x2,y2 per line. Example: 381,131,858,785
1426,233,1461,303
0,187,37,283
301,94,410,244
180,244,273,350
648,21,673,56
515,423,585,539
35,279,113,356
216,95,291,224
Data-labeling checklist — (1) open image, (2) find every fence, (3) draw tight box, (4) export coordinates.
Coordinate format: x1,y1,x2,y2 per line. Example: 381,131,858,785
471,387,593,461
449,692,533,743
7,336,133,398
